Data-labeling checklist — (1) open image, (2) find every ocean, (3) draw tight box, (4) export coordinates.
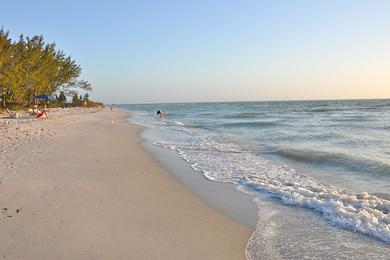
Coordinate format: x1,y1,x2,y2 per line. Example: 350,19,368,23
121,100,390,259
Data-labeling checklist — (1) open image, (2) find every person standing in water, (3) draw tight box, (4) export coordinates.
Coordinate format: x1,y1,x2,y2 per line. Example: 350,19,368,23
156,110,165,118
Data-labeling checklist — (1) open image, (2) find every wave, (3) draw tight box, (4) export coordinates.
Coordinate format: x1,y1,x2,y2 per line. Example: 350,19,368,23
273,148,390,176
221,121,282,128
359,104,390,110
310,107,347,113
222,112,265,119
308,103,390,112
154,138,390,244
243,177,390,243
127,105,390,245
164,120,217,132
311,108,336,112
331,116,375,122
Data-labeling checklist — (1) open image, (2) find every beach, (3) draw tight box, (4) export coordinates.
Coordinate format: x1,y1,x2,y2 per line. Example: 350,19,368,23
0,108,252,259
125,101,390,259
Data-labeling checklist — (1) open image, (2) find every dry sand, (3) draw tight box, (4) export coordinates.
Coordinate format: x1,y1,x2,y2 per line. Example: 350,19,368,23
0,108,252,259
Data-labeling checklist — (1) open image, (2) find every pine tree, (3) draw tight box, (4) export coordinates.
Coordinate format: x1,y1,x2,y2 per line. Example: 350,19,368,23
0,28,92,107
72,93,79,105
0,28,13,107
57,91,67,104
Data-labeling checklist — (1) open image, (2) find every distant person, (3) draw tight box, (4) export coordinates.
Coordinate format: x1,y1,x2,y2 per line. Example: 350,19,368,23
156,110,166,118
36,110,48,119
32,105,39,116
110,104,115,112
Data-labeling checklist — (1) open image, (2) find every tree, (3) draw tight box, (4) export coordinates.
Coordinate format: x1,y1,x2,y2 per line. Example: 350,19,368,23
0,28,13,107
57,91,67,104
72,93,79,105
0,28,92,107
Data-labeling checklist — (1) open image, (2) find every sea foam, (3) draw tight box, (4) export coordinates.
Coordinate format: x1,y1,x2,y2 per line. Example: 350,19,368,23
154,137,390,243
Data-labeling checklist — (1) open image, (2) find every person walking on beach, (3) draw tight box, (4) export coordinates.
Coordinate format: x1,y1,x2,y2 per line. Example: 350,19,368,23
110,104,115,124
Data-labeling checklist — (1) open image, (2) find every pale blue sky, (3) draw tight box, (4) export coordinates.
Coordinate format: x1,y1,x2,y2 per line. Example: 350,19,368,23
2,0,390,103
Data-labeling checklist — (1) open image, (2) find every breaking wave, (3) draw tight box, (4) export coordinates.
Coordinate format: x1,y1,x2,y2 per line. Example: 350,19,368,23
154,138,390,244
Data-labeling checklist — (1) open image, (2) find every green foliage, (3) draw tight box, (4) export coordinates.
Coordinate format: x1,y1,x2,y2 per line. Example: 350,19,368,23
0,28,91,108
57,91,67,103
72,93,80,105
84,100,104,108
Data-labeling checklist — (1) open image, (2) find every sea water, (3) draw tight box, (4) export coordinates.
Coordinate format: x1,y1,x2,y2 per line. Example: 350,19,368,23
122,100,390,259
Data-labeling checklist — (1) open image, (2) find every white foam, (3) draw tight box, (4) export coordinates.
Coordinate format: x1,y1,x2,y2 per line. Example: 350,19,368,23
154,137,390,244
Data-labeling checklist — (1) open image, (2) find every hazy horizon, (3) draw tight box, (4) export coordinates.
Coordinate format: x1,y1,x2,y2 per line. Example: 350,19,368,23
114,97,390,106
2,0,390,103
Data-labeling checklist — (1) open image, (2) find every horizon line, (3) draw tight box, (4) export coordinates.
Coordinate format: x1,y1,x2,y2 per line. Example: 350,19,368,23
108,97,390,106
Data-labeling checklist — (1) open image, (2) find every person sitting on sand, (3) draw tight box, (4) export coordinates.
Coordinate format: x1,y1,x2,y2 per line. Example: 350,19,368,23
36,110,48,119
28,105,39,116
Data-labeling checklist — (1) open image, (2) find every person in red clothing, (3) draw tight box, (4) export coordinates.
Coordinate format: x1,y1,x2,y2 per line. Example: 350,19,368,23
36,110,48,118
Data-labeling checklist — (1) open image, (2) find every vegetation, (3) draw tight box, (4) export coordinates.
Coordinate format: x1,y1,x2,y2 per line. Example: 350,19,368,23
0,28,92,109
56,91,67,104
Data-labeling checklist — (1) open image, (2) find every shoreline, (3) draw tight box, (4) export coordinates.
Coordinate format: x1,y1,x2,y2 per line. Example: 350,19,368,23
0,109,252,259
138,124,258,228
123,103,390,259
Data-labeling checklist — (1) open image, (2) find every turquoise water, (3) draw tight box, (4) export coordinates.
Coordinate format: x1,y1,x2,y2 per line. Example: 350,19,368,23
122,100,390,258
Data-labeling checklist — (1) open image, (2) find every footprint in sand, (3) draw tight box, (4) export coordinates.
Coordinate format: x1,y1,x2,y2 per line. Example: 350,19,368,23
1,207,12,218
1,208,22,218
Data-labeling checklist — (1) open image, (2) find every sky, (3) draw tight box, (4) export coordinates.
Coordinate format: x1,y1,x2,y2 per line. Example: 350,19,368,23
1,0,390,104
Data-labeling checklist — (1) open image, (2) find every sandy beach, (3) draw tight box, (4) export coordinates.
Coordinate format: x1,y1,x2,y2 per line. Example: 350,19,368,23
0,108,252,259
